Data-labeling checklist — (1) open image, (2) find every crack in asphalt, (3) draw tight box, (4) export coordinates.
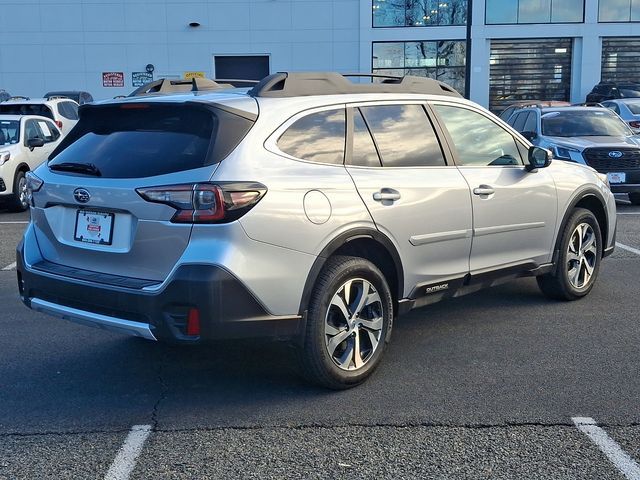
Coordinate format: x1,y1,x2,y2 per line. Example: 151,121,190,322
150,351,169,431
3,421,640,438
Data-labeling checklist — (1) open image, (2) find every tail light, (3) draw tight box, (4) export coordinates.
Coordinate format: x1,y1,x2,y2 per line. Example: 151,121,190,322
136,182,267,224
629,121,640,129
55,120,63,129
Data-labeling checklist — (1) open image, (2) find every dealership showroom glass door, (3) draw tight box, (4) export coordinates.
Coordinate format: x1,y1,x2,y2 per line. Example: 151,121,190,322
489,38,573,113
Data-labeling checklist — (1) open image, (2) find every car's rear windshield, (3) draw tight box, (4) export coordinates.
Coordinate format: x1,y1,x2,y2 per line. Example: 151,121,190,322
627,102,640,115
541,110,632,137
48,103,254,178
0,103,54,120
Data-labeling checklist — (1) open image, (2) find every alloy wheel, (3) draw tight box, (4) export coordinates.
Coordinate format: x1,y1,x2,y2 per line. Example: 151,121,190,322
567,222,597,289
324,278,384,371
17,176,28,210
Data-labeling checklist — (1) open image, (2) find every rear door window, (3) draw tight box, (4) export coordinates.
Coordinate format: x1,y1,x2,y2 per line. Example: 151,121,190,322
511,112,527,131
522,112,537,133
360,104,446,167
277,109,345,165
37,120,60,143
57,102,78,120
49,104,255,178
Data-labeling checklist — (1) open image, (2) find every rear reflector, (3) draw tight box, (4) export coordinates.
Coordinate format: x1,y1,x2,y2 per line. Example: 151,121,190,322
629,121,640,129
187,308,200,336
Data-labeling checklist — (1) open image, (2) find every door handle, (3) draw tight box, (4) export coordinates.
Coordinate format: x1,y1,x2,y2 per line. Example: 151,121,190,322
473,185,495,196
373,189,401,202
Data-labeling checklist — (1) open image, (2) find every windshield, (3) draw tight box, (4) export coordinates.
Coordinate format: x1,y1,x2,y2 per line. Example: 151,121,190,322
541,110,633,137
0,120,19,145
627,103,640,115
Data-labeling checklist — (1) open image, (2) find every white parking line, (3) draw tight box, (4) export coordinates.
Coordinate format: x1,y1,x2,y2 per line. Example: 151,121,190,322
104,425,152,480
0,221,29,224
573,417,640,480
616,242,640,256
1,262,16,271
617,212,640,215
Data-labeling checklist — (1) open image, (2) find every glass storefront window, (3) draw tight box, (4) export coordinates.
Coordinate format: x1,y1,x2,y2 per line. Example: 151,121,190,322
486,0,583,24
373,40,466,94
373,0,467,27
599,0,640,21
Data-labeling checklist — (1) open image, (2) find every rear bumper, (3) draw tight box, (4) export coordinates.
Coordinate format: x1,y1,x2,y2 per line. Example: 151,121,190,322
610,183,640,194
16,241,303,343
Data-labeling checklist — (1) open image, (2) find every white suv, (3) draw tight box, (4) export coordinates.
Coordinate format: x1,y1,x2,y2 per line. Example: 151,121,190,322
0,97,79,136
0,115,62,211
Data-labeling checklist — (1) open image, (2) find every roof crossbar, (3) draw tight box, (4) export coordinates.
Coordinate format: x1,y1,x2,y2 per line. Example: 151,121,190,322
129,77,234,97
247,72,462,98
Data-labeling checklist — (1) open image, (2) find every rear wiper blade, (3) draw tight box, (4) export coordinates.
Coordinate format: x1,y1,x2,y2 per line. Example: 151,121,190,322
49,162,102,176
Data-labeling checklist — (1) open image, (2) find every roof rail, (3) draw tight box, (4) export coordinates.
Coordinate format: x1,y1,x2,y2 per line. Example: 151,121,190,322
571,102,604,107
46,95,72,100
128,77,234,97
8,96,30,101
247,72,462,98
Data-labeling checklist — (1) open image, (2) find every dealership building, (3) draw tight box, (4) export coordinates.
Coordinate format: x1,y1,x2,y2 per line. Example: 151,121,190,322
2,0,639,110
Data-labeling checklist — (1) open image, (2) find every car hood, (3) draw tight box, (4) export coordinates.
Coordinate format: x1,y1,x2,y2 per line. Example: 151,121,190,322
545,135,640,151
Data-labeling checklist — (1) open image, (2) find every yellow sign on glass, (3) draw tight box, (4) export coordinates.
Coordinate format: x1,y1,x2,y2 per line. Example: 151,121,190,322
183,71,206,79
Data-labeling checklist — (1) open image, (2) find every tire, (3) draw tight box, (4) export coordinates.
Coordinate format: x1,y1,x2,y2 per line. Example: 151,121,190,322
629,193,640,205
298,255,394,389
7,170,28,212
537,208,602,301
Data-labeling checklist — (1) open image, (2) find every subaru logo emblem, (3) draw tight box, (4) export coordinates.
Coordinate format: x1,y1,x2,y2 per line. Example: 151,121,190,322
73,188,91,203
608,151,623,158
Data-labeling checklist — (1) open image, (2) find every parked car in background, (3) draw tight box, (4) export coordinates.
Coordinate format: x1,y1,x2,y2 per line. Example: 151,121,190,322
0,98,79,136
586,82,640,103
0,114,62,211
506,105,640,204
44,91,93,105
498,101,571,122
601,99,640,131
17,72,616,389
0,90,11,102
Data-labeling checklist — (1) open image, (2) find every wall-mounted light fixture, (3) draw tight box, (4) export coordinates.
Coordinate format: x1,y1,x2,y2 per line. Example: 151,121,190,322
188,21,201,27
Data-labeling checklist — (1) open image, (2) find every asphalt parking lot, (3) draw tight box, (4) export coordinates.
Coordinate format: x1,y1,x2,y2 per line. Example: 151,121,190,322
1,199,639,479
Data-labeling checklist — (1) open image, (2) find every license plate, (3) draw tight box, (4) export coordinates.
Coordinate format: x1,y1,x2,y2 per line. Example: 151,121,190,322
607,172,626,184
74,210,114,245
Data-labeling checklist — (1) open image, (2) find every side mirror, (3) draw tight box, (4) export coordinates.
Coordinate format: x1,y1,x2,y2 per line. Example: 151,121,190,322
521,131,537,142
526,146,552,172
27,137,45,149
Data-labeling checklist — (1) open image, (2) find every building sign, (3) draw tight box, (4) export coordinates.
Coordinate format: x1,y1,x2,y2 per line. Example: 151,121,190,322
132,71,153,87
183,71,205,79
102,72,124,87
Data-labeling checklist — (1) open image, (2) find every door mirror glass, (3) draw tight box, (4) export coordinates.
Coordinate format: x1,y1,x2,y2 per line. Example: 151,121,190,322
27,137,45,149
527,146,552,171
521,131,537,141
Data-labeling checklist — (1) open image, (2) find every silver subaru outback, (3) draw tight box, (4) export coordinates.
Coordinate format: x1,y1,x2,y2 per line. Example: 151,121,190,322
17,73,616,389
